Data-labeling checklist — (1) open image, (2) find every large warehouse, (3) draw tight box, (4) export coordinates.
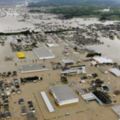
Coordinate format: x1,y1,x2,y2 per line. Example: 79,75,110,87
19,64,48,73
33,47,55,60
50,85,79,106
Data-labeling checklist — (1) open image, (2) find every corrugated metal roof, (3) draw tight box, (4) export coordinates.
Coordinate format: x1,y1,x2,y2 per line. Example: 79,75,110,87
19,64,48,73
33,47,55,60
50,85,78,103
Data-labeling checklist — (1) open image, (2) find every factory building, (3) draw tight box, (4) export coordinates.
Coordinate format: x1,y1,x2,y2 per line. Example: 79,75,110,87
50,85,79,106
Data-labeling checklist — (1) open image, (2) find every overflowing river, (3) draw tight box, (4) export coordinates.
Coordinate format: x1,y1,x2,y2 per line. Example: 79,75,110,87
86,37,120,63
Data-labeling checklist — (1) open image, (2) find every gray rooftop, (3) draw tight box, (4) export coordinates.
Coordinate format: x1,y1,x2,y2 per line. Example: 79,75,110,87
62,59,75,64
19,64,48,73
50,85,78,102
33,47,55,60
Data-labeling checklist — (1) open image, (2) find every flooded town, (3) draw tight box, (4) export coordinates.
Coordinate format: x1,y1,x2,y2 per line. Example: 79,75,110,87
0,1,120,120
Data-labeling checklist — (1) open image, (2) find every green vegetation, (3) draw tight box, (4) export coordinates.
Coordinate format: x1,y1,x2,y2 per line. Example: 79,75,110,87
29,5,120,20
49,6,100,18
99,9,120,21
47,6,120,20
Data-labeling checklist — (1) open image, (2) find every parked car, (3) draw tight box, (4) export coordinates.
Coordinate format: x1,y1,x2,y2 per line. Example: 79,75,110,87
27,101,35,113
18,98,25,105
21,105,27,116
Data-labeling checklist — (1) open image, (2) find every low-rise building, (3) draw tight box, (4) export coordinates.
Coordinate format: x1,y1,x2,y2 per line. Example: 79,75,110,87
50,85,79,106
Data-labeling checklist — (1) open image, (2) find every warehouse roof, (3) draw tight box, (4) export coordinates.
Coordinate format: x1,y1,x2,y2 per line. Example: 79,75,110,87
61,66,86,74
81,92,103,105
50,85,79,104
62,59,75,64
33,47,55,60
93,56,113,64
19,64,48,73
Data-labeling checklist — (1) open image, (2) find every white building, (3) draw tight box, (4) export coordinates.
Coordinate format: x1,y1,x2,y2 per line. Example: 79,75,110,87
101,8,110,12
61,65,86,75
19,64,48,73
41,91,55,112
50,85,79,106
109,68,120,77
62,59,75,66
93,56,113,64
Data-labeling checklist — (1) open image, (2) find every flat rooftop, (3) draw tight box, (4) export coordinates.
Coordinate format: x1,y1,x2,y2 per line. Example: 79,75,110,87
109,68,120,77
50,85,79,106
19,64,48,73
33,47,55,60
93,56,113,64
62,59,75,64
